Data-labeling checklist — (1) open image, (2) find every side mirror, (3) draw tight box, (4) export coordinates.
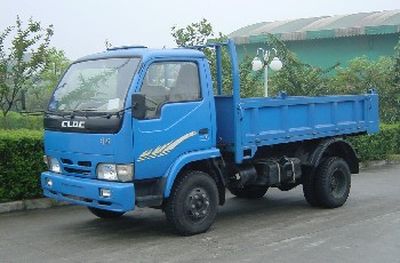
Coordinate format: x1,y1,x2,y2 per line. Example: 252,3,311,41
131,93,146,119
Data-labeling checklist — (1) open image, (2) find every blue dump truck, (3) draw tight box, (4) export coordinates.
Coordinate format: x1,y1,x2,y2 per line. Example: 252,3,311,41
41,40,379,235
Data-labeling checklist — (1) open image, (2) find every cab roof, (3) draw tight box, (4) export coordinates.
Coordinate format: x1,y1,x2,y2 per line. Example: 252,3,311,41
75,47,206,63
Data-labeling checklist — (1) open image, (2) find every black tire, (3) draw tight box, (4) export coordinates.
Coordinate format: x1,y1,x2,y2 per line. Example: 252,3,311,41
229,185,268,199
315,157,351,208
302,167,321,207
88,207,125,219
165,170,219,236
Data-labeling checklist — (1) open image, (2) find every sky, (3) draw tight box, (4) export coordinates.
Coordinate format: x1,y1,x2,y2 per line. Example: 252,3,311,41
1,0,399,60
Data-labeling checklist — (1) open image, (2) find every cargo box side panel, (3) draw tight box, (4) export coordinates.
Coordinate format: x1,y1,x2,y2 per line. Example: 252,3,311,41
240,95,376,149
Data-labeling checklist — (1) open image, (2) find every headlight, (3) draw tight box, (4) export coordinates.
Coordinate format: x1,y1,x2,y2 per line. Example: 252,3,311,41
46,156,61,173
97,163,134,182
97,164,118,181
116,164,134,182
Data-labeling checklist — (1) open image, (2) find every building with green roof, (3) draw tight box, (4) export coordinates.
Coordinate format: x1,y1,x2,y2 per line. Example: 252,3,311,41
230,10,400,69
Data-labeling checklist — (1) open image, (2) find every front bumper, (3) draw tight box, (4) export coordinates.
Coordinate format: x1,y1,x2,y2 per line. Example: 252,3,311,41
41,172,135,212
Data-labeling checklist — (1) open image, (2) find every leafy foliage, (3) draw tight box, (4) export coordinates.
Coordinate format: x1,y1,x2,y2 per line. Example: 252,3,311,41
171,19,229,92
0,16,54,116
57,70,113,110
329,56,400,123
25,48,70,111
0,21,398,202
172,20,400,123
0,111,43,130
238,56,264,97
2,124,398,203
266,34,335,96
394,38,400,86
267,35,400,123
349,123,400,161
171,18,214,47
0,129,45,202
171,19,264,97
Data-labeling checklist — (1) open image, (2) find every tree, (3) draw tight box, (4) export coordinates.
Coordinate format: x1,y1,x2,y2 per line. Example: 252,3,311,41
171,19,264,97
171,20,400,123
0,16,54,116
329,56,400,123
172,19,227,92
171,18,214,47
267,34,400,123
394,37,400,86
266,34,335,97
25,48,70,111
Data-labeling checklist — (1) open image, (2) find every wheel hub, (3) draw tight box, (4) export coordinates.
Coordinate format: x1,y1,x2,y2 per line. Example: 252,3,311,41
330,170,346,198
186,188,210,221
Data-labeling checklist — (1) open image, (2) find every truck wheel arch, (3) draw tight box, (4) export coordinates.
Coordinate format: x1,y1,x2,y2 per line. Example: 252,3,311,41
308,138,359,174
163,148,226,205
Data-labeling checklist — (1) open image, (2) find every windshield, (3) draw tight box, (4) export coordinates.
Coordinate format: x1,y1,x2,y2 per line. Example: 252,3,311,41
48,57,140,112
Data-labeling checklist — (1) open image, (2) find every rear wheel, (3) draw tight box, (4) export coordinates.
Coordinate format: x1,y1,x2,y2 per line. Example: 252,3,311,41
315,157,351,208
88,207,125,219
229,185,268,199
165,170,219,236
302,168,320,207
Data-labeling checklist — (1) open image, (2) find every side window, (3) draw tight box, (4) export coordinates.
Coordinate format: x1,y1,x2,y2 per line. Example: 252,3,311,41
140,61,201,119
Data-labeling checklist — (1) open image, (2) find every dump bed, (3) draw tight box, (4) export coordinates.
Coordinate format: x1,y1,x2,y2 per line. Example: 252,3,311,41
215,91,379,163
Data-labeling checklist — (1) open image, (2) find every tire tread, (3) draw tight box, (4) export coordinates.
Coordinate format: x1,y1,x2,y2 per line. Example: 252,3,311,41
315,157,351,208
165,170,218,236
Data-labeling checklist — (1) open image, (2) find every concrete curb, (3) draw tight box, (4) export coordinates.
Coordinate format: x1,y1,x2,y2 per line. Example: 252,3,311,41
359,159,400,169
0,198,69,214
1,160,399,214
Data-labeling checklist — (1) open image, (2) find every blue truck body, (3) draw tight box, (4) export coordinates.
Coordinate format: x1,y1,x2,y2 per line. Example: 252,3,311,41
41,40,379,235
216,93,379,163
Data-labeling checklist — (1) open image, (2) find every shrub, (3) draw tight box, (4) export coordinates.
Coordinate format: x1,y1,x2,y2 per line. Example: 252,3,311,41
329,56,400,124
0,129,45,202
0,123,399,203
0,111,43,130
267,35,400,124
349,124,400,161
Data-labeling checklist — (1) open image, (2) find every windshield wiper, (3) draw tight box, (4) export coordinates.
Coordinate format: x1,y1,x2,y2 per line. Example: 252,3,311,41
86,106,133,119
73,109,97,113
21,110,68,116
69,108,98,118
44,107,132,119
44,110,74,118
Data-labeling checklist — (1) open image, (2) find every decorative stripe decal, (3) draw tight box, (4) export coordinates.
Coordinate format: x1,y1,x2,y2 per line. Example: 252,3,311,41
137,131,197,162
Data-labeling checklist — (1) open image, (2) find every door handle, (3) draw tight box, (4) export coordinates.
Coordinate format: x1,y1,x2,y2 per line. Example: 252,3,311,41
199,128,209,135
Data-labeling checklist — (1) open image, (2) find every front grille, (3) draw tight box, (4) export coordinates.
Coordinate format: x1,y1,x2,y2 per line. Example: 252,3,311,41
61,158,73,164
61,194,111,206
77,161,92,167
62,193,92,203
64,167,91,175
60,158,93,176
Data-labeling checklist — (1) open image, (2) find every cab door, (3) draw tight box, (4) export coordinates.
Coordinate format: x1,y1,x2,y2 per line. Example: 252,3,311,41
132,59,213,180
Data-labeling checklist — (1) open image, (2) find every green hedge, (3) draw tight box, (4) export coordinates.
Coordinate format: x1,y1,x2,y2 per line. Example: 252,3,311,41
0,111,43,130
0,129,45,202
0,124,399,203
349,123,400,161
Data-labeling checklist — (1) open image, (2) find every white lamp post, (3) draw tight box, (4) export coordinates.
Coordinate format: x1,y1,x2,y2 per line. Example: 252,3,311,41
251,48,283,97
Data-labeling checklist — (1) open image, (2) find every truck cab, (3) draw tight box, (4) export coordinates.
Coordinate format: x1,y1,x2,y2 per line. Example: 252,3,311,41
42,46,219,206
41,40,379,235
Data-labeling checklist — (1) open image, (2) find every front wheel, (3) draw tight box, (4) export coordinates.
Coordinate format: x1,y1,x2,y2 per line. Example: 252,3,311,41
165,170,219,236
88,207,125,219
315,157,351,208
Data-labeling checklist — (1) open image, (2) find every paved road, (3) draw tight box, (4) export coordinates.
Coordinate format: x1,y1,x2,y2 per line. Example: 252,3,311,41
1,165,400,263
